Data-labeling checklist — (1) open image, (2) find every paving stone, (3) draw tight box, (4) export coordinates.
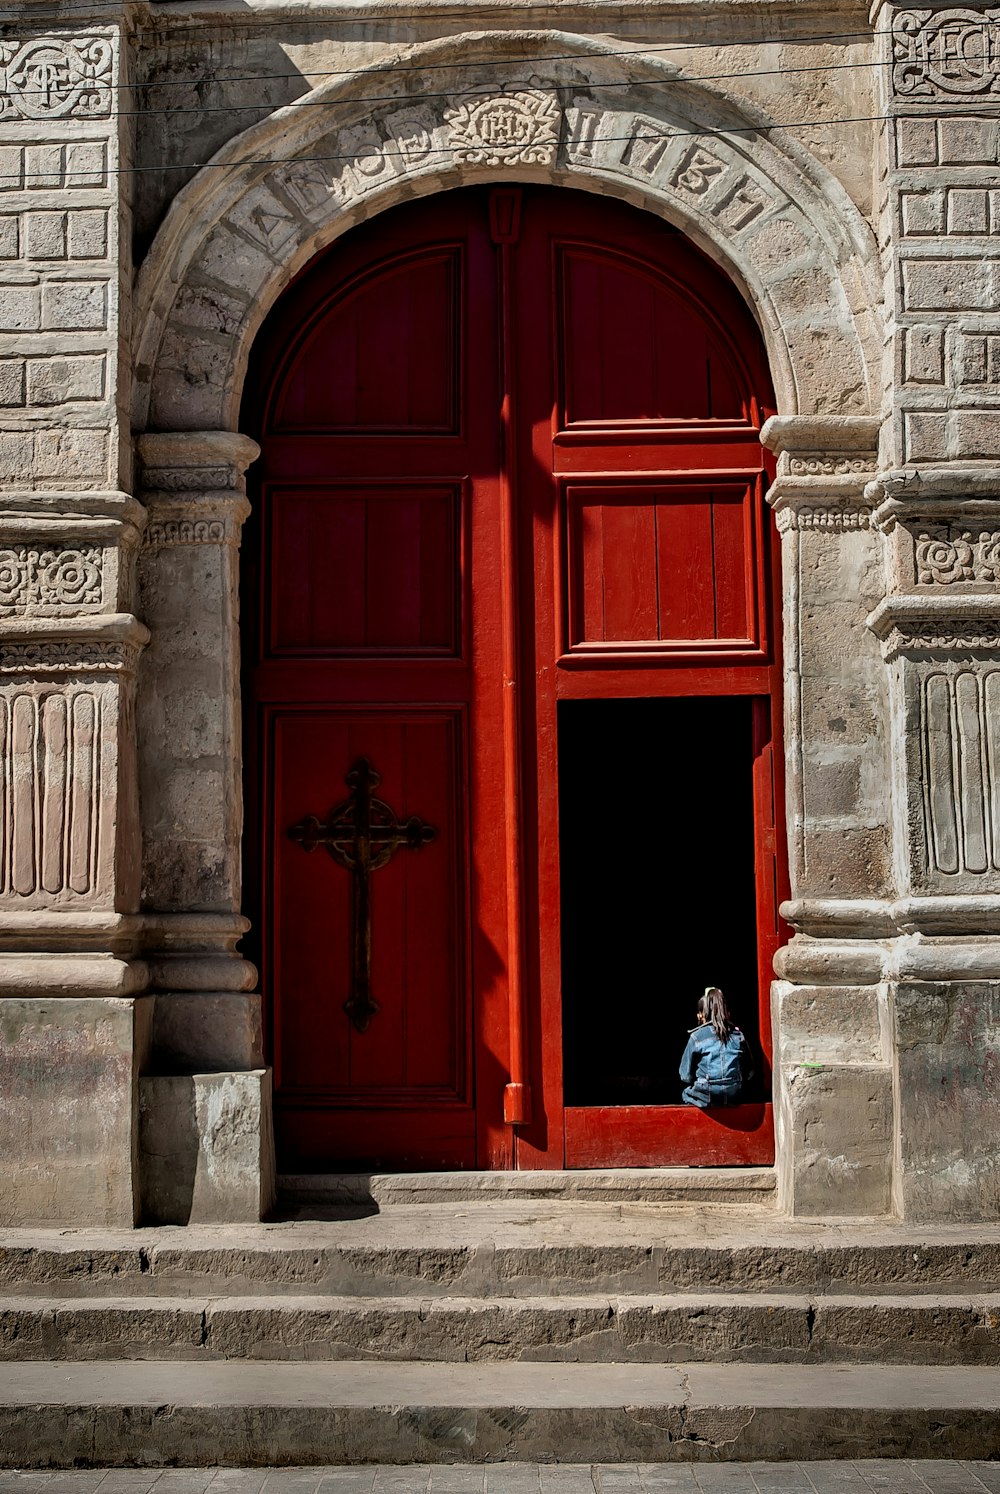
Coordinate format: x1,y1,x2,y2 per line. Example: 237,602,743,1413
592,1469,642,1493
848,1465,924,1491
316,1476,377,1494
637,1474,699,1490
906,1466,987,1493
483,1471,541,1494
957,1469,999,1493
746,1467,816,1493
207,1479,268,1494
691,1469,757,1492
425,1473,485,1494
799,1468,876,1492
537,1473,594,1494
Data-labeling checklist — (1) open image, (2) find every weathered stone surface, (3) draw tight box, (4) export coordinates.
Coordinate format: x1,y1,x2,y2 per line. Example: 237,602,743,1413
894,982,1000,1222
5,1210,1000,1296
4,1289,1000,1366
139,1069,275,1225
0,997,151,1227
774,1059,893,1218
3,1360,1000,1466
152,993,264,1073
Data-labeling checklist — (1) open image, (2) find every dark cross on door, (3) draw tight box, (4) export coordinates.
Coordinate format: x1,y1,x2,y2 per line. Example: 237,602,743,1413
288,757,436,1033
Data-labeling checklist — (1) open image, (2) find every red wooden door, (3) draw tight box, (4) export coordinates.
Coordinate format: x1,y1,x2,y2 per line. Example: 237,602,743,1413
244,186,784,1172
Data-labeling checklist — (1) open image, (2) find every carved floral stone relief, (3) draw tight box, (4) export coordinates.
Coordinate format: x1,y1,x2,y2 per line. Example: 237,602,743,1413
0,545,102,615
915,527,1000,584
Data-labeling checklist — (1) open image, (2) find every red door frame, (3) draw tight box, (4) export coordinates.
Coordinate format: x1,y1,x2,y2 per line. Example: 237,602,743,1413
242,185,788,1172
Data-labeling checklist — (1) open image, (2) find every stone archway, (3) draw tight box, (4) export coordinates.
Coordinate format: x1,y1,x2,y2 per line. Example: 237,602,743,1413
131,30,887,1219
132,30,882,434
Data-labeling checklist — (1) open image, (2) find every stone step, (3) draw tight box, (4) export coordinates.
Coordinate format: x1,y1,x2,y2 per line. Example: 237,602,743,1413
3,1219,1000,1297
2,1359,1000,1465
3,1291,1000,1364
277,1169,777,1208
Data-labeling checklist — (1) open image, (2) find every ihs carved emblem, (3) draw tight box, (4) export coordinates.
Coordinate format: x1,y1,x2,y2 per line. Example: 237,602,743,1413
445,90,561,166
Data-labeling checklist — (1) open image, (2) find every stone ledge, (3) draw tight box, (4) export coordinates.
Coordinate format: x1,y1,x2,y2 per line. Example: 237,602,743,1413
2,1360,1000,1464
278,1168,776,1208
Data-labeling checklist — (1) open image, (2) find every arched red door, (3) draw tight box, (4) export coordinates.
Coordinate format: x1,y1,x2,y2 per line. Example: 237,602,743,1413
243,185,785,1172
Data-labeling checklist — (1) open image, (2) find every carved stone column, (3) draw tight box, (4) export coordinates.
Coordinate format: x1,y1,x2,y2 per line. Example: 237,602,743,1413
0,23,157,1226
862,1,1000,1222
135,431,274,1224
868,471,1000,1221
762,414,896,1217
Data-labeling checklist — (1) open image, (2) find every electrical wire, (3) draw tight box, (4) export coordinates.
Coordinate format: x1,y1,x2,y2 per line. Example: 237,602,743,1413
34,111,887,180
0,25,892,97
38,57,888,121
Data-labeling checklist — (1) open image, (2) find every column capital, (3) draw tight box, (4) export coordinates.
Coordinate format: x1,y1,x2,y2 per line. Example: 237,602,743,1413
136,431,260,495
762,415,883,528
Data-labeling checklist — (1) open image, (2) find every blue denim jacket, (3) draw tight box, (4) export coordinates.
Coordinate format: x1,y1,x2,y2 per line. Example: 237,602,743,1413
679,1025,752,1093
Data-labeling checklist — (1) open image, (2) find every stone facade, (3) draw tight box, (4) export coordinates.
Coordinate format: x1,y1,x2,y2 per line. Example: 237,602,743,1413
0,0,998,1225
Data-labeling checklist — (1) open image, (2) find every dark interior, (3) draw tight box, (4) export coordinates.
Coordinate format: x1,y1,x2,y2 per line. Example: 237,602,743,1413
558,695,761,1106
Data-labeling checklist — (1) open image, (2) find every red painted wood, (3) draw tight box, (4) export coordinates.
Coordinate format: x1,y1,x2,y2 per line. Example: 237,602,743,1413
565,1104,775,1169
243,185,784,1174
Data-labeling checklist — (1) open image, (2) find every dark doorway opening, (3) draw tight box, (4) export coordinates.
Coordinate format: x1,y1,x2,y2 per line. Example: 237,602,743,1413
559,695,760,1107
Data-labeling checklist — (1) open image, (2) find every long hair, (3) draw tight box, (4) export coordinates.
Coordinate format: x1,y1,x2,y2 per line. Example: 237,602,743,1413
698,986,733,1044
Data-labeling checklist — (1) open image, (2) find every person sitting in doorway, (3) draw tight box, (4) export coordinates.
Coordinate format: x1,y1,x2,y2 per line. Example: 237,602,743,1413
679,986,753,1108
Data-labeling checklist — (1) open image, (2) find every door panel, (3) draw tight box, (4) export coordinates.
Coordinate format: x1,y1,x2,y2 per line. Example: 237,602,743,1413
557,245,746,425
270,709,468,1098
267,482,462,656
564,481,761,655
273,249,461,434
243,185,784,1173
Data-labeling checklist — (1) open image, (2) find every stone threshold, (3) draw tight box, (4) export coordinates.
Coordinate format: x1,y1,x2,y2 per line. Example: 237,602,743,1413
277,1167,776,1207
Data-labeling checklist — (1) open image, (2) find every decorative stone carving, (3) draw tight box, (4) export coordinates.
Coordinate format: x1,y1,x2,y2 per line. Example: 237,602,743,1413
920,669,1000,877
892,9,1000,99
0,546,102,615
143,521,226,549
0,640,143,674
915,528,1000,584
133,39,880,431
141,466,236,493
444,91,560,166
788,455,874,477
775,504,872,533
0,689,101,896
0,36,112,120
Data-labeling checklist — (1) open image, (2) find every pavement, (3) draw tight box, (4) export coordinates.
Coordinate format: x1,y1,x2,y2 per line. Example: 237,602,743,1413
0,1467,998,1492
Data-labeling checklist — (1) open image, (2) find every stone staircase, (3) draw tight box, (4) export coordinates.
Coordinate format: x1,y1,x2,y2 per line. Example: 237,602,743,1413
3,1173,1000,1466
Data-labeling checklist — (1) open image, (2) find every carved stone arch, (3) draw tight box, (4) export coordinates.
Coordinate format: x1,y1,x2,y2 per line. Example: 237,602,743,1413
132,29,882,431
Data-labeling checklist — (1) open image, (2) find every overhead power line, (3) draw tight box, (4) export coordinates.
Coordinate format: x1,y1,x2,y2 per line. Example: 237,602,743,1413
26,57,888,120
0,24,890,97
32,111,888,180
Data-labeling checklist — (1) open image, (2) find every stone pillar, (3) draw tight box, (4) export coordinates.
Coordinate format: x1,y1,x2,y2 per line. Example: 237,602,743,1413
0,24,157,1225
863,1,1000,1222
135,430,274,1224
763,414,896,1218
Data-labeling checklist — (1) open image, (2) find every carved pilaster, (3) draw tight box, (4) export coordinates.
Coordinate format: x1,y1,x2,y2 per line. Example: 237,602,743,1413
761,416,889,910
136,432,255,918
136,430,261,1047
